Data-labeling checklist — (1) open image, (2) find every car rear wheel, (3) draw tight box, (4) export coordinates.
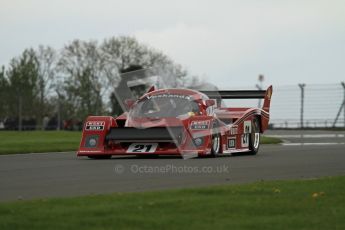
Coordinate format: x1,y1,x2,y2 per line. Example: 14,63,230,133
211,133,221,156
249,117,261,155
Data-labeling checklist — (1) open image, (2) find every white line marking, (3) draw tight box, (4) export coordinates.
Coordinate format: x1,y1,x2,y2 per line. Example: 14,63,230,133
269,134,345,138
282,142,345,146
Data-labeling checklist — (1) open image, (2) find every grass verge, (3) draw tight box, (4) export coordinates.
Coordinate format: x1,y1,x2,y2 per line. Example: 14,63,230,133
0,131,81,155
0,176,344,230
0,131,282,155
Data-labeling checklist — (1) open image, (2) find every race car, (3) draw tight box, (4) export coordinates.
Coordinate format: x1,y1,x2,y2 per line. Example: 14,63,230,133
77,84,273,159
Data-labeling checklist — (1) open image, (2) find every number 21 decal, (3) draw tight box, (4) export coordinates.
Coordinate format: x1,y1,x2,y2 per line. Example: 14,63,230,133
127,143,158,153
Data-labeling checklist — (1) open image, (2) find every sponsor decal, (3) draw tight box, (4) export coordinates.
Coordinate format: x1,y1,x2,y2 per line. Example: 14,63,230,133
243,121,252,133
190,120,210,130
230,125,238,135
241,121,252,147
147,94,191,100
228,138,236,149
85,121,105,131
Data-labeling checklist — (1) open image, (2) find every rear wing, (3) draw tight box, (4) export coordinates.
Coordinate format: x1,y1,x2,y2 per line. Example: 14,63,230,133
201,85,273,112
200,90,266,99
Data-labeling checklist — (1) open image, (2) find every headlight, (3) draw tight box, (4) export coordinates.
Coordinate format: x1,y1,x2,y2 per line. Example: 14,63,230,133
85,135,99,148
89,138,97,147
193,137,204,146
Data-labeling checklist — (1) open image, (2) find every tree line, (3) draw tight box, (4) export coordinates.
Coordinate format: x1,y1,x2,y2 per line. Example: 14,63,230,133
0,36,202,130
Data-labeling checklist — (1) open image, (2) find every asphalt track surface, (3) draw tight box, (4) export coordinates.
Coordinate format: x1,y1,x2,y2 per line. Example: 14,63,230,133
0,130,344,201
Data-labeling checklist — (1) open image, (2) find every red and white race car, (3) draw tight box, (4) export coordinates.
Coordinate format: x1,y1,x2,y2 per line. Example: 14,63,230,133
77,83,273,159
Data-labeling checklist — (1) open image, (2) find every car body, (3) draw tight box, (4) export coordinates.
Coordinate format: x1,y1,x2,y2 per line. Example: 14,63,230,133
77,84,273,159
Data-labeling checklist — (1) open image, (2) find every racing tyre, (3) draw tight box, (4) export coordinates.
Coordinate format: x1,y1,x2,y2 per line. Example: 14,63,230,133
248,117,261,155
87,155,112,159
211,133,221,157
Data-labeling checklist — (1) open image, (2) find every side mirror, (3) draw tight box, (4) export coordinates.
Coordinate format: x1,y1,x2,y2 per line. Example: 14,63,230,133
205,99,215,107
124,99,135,109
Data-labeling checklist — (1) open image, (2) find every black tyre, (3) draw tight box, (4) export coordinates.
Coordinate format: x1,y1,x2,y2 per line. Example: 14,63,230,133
210,133,221,156
248,117,261,155
87,155,112,159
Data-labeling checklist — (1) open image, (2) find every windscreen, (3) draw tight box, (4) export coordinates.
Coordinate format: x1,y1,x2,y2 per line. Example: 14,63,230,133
130,96,200,118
